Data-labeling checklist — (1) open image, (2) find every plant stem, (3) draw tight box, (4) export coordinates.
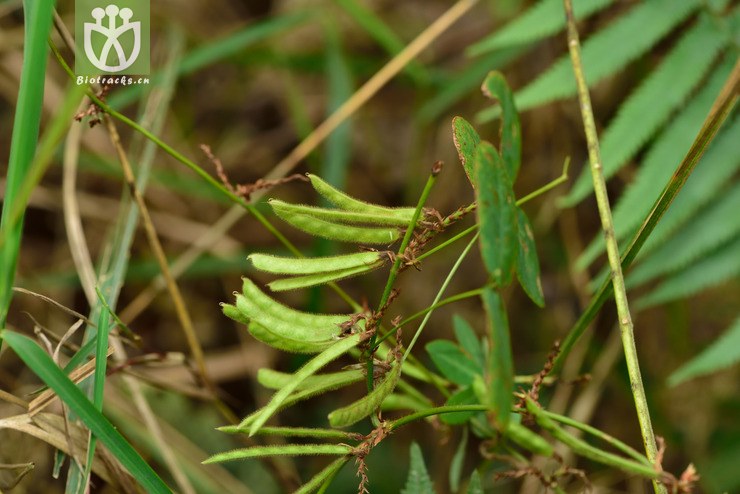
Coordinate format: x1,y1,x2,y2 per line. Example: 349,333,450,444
365,164,441,390
561,1,663,492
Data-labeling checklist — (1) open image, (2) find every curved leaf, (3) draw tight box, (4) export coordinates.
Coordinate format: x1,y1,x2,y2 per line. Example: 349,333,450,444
481,288,514,431
452,116,481,189
426,340,481,386
514,208,545,307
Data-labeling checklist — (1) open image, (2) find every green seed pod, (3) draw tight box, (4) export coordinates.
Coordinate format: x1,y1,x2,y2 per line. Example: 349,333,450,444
307,174,416,221
249,251,385,275
235,294,342,343
505,421,554,457
247,332,366,435
241,278,361,331
270,201,400,244
268,261,384,292
257,368,364,391
248,321,336,354
222,302,249,325
269,200,414,227
328,364,401,428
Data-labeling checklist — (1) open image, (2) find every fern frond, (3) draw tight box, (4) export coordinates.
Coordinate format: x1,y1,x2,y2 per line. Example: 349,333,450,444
626,183,740,288
638,116,740,254
476,0,701,122
667,315,740,386
636,236,740,309
466,0,613,56
563,14,728,206
576,59,737,270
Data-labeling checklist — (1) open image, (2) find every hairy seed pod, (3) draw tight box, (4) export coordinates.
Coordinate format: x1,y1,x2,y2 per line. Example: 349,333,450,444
307,174,416,221
241,278,361,331
246,332,366,435
222,302,249,325
257,368,364,392
269,201,401,244
247,321,336,354
328,364,401,428
235,294,342,343
249,251,385,275
270,200,415,227
268,262,385,292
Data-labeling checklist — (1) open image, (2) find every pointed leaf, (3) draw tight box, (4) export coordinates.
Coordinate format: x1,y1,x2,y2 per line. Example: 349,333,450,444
564,13,728,206
466,0,613,55
452,116,482,189
476,0,701,120
453,315,485,369
401,442,436,494
481,71,521,180
481,289,514,431
668,316,740,386
466,470,483,494
449,428,469,493
515,208,545,307
440,386,479,426
474,142,518,287
426,340,481,386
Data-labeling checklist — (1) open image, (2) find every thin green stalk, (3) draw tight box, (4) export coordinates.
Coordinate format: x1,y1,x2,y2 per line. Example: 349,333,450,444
389,404,489,431
0,0,56,329
403,233,479,360
561,2,662,492
540,409,652,466
366,164,441,390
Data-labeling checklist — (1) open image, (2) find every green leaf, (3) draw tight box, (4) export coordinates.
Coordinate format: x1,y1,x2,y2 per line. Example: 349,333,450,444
466,0,613,55
474,142,518,287
637,236,740,309
480,71,521,180
0,0,56,328
563,12,729,206
203,444,351,464
451,116,482,189
577,58,736,270
481,289,514,431
426,340,481,386
452,315,485,369
465,470,483,494
440,386,479,426
449,428,468,493
328,364,400,427
514,208,545,307
668,316,740,386
476,0,701,121
627,184,740,288
0,330,171,493
401,442,436,494
332,0,428,84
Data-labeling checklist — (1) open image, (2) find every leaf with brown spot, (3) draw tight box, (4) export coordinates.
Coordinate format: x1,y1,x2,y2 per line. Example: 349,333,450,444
452,116,482,189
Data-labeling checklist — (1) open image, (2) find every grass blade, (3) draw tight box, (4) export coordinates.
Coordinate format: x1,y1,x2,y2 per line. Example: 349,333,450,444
0,0,56,327
0,330,171,493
